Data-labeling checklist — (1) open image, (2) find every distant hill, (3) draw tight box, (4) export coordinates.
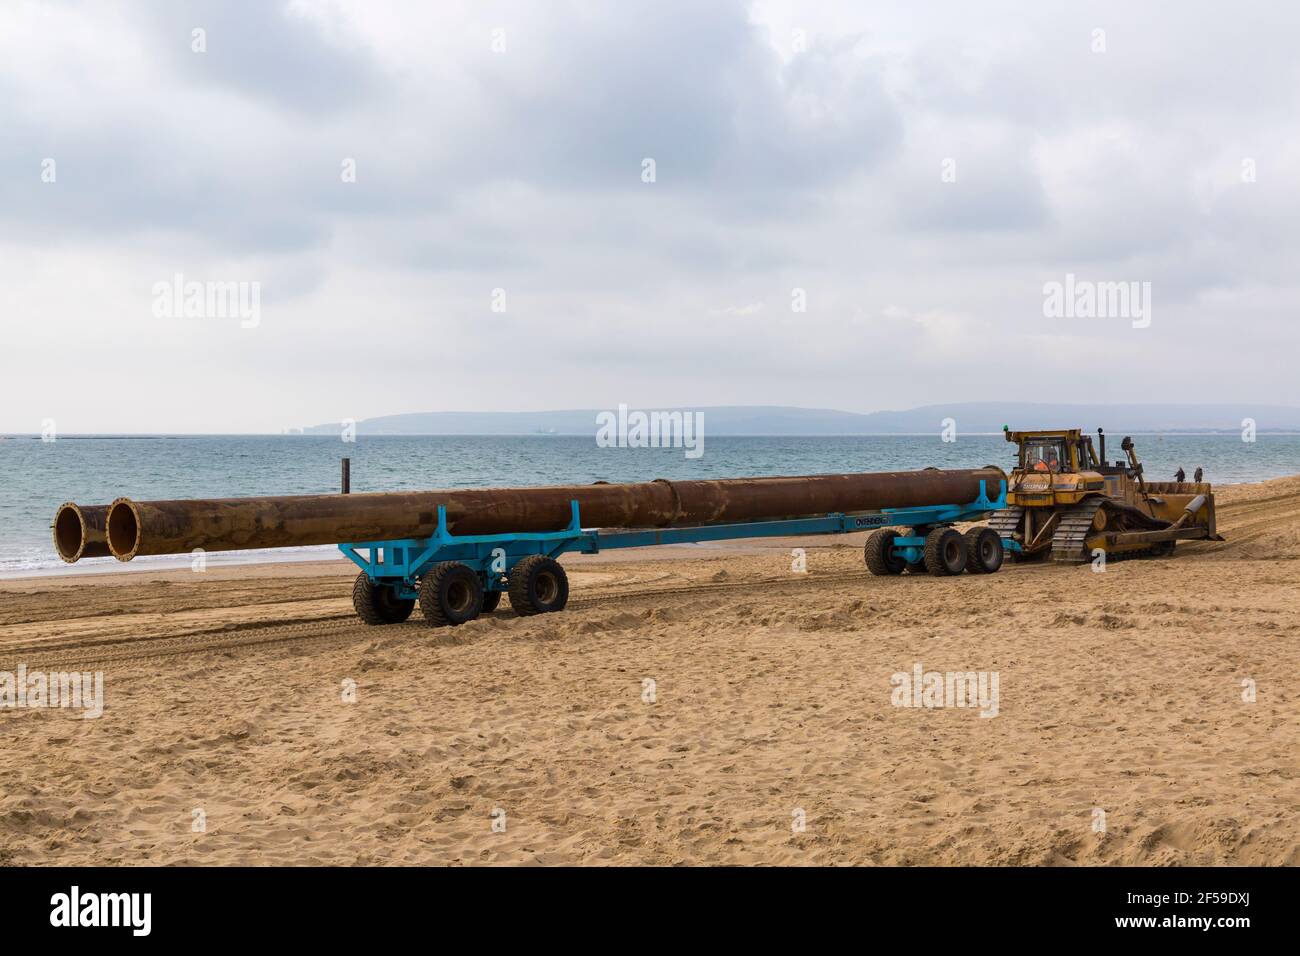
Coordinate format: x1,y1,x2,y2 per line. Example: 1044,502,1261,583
302,403,1300,436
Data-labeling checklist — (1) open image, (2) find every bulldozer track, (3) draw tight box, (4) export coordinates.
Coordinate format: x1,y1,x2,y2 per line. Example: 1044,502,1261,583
567,569,870,609
0,614,363,670
986,506,1024,537
1050,499,1105,564
1209,490,1300,549
0,511,1131,669
0,568,887,669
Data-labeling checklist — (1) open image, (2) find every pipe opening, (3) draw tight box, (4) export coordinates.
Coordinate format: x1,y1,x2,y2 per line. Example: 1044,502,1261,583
53,504,85,563
107,499,140,561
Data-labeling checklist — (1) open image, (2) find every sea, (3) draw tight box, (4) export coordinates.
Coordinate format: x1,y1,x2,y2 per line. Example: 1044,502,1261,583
2,433,1297,577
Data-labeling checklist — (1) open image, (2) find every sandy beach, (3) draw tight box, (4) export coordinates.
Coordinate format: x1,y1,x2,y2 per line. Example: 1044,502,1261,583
1,476,1298,866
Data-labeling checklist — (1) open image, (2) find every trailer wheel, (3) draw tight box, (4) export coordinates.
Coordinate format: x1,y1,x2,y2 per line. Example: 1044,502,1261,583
352,572,415,625
923,528,967,576
419,562,484,627
508,555,569,615
964,527,1004,574
481,590,502,613
864,528,905,576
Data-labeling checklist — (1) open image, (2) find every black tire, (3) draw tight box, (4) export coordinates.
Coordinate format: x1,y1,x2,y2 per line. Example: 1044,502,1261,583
481,590,502,613
923,527,967,576
508,555,569,615
352,572,415,625
419,562,484,627
864,528,905,576
1150,540,1176,558
964,527,1004,574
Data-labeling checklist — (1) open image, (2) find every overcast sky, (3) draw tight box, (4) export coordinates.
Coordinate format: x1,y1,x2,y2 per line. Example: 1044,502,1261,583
2,0,1298,433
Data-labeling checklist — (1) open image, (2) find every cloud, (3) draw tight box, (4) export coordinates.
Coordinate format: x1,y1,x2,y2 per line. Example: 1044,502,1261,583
2,0,1299,431
128,0,383,115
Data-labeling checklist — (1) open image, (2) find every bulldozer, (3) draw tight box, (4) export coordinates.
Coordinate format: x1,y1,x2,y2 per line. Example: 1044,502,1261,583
987,427,1222,564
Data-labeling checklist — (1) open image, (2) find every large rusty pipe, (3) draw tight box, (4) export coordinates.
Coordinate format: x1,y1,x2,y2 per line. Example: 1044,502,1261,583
52,502,111,563
100,467,1005,562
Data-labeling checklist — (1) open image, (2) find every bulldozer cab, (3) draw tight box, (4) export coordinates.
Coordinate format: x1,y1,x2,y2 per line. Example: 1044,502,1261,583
1002,428,1104,509
1006,429,1095,475
1023,438,1068,473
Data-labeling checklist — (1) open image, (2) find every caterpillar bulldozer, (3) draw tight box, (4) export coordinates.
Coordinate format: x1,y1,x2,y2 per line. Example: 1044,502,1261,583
987,427,1222,564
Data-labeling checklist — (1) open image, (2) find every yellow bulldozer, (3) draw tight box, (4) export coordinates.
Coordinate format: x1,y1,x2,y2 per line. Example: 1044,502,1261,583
987,427,1222,564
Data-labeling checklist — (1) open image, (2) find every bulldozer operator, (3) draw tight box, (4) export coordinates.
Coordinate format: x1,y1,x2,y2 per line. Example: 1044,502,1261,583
1029,444,1061,473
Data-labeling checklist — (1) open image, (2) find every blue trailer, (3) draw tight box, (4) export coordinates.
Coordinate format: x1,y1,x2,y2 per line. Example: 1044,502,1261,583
339,479,1014,626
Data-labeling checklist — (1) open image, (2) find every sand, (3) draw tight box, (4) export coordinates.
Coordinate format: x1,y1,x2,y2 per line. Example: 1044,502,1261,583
1,476,1298,866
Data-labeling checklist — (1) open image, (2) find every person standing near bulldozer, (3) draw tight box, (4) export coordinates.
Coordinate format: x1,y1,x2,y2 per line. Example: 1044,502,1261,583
1175,467,1186,482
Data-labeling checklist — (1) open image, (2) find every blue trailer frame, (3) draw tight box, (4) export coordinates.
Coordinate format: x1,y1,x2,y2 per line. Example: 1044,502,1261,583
340,479,1014,600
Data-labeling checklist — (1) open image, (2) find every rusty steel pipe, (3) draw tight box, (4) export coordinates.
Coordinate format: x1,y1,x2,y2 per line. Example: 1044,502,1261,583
52,502,112,563
99,467,1005,562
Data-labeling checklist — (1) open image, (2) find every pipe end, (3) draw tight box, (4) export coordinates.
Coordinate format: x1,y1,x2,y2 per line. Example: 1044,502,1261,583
52,502,86,563
106,497,142,561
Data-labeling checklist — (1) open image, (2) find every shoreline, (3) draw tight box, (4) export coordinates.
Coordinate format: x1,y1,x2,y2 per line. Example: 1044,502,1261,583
0,537,838,588
0,547,345,582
